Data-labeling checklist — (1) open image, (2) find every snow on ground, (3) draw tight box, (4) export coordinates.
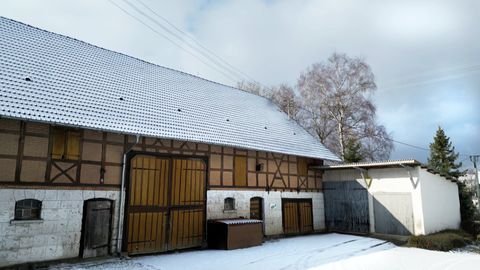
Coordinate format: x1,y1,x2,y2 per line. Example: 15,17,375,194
311,246,480,270
51,233,480,270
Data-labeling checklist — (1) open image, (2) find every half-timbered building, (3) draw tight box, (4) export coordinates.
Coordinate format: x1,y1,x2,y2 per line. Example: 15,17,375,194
0,17,340,267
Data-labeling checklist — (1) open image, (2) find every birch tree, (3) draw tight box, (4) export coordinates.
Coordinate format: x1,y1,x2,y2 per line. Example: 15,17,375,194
297,53,393,161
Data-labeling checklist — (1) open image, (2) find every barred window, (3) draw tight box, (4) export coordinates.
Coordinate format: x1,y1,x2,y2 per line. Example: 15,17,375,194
15,199,42,220
224,197,235,211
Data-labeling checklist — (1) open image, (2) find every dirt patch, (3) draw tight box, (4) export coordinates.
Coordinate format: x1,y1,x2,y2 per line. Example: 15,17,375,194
407,230,473,251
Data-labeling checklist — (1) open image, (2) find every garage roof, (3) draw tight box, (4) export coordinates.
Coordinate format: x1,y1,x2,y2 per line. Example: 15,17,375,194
0,17,340,161
316,159,422,170
315,159,456,181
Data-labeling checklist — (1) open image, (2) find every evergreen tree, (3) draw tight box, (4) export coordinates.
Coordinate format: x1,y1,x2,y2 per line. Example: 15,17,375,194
458,182,477,230
343,138,363,163
427,126,462,178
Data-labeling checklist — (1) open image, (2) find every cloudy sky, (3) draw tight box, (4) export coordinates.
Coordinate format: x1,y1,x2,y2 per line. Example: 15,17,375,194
2,0,479,168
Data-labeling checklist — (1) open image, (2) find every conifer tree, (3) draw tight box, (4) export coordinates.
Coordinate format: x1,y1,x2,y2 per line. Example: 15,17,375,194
427,126,462,178
343,138,363,163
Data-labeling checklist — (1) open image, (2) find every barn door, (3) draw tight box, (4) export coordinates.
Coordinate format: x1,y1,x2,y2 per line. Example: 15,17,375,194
81,199,113,258
282,199,313,235
168,159,206,250
323,181,370,233
126,155,206,255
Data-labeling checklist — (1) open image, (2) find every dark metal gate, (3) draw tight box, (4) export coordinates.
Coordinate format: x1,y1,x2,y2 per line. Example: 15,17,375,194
125,155,206,255
81,199,113,258
323,181,369,233
282,199,313,235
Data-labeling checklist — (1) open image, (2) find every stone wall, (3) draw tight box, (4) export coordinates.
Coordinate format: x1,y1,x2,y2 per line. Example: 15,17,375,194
0,188,120,267
206,190,325,235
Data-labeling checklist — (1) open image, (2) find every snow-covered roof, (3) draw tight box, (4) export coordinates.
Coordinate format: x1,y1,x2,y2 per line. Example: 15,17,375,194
210,219,263,225
316,159,456,181
0,17,339,161
316,159,422,169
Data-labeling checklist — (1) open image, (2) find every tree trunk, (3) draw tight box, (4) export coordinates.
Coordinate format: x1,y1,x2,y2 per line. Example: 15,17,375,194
338,121,345,160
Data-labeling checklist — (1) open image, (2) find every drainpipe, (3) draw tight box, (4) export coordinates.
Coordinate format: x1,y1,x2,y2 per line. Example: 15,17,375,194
116,134,140,255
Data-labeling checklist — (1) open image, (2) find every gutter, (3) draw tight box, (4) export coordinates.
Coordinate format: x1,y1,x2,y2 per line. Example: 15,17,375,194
116,134,140,255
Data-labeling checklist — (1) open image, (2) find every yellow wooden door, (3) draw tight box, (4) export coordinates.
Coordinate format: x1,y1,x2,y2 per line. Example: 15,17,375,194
126,155,206,255
168,159,205,250
282,199,313,235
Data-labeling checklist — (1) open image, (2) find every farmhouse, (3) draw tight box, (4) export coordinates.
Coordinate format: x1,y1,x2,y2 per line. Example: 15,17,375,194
0,17,339,267
0,17,463,268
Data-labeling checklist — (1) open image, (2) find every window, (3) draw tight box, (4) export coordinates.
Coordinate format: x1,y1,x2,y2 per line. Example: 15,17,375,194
224,197,235,211
15,199,42,220
234,156,247,186
52,127,80,160
297,157,309,177
255,163,264,172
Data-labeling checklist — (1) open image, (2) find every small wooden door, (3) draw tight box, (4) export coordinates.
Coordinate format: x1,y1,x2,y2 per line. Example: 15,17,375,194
125,155,206,255
250,197,263,220
81,199,113,258
282,199,313,235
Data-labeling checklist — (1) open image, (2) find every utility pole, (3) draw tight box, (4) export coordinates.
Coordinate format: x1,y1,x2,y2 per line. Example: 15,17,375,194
470,155,480,209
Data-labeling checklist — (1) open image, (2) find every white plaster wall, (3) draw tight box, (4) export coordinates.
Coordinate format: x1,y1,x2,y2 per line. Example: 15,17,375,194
206,190,325,236
0,188,120,267
324,168,425,235
419,169,461,234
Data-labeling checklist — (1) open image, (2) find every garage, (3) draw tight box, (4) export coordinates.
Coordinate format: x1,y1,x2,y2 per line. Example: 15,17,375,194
125,155,207,255
318,160,461,236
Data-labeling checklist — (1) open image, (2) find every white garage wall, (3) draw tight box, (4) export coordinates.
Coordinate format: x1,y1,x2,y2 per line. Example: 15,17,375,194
366,168,425,235
419,169,461,234
323,168,426,235
206,190,325,235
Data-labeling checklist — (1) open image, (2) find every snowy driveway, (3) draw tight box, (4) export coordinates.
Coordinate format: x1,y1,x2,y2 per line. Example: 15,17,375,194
53,233,480,270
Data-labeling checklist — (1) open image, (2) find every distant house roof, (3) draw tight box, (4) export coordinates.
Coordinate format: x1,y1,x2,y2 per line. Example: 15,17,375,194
0,17,339,161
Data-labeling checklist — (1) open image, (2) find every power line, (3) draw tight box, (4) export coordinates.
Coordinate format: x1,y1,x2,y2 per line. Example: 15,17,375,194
379,64,480,91
382,63,480,86
137,0,258,82
119,0,248,83
107,0,239,84
295,104,473,157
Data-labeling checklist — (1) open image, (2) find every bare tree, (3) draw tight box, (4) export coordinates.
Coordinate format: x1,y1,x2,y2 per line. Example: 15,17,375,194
268,84,300,120
237,80,268,97
297,53,393,161
238,81,300,120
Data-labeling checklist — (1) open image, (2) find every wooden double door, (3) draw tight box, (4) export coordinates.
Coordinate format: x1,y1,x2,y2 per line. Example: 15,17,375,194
125,155,206,255
282,199,313,234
